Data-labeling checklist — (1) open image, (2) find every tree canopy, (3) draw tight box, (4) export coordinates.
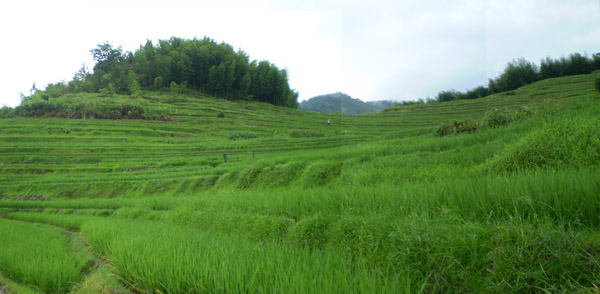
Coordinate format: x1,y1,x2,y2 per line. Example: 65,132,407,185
433,52,600,103
299,92,379,114
31,37,299,108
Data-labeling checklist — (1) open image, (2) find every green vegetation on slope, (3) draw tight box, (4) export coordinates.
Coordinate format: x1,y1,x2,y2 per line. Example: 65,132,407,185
0,219,91,293
299,92,377,114
0,73,599,293
20,36,298,110
392,52,600,105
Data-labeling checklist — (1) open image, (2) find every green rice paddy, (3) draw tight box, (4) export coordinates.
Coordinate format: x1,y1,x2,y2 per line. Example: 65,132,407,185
0,73,599,293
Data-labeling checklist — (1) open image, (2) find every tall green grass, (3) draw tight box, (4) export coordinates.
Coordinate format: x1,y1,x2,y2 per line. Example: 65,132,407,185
5,211,105,231
0,272,39,294
81,218,404,294
490,108,600,171
0,219,91,293
0,73,599,292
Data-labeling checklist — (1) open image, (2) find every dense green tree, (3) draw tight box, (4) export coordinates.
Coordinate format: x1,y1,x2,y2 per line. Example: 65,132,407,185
154,76,164,90
225,61,236,98
239,73,251,98
208,64,225,97
593,53,600,70
436,90,461,102
68,64,92,93
169,81,182,94
31,37,298,107
127,70,141,96
491,58,539,93
299,92,375,114
90,42,128,91
431,52,600,104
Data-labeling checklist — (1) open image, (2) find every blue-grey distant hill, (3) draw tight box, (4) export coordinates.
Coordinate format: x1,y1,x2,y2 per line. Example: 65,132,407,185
299,92,394,114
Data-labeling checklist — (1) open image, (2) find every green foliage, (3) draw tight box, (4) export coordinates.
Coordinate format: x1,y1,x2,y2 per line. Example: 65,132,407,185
99,83,117,97
436,89,462,102
127,70,141,96
489,111,600,171
435,105,536,137
434,117,479,136
482,108,513,128
595,78,600,92
434,105,536,137
513,104,537,121
299,92,376,114
1,74,600,293
45,82,70,98
489,58,539,93
0,219,91,293
13,99,167,120
88,37,297,107
418,51,600,105
24,37,298,108
169,81,180,94
153,76,164,90
0,106,15,118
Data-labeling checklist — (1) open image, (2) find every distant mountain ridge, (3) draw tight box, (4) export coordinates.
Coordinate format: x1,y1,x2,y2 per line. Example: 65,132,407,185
298,92,394,114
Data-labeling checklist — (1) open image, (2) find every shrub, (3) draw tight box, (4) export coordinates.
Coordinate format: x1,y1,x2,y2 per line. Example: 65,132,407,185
0,106,15,118
127,70,142,96
595,78,600,92
216,112,225,118
483,108,512,128
513,105,537,121
14,100,166,121
154,77,164,90
169,81,184,94
434,118,479,137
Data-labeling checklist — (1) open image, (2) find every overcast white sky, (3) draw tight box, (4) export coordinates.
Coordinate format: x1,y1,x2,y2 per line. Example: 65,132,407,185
1,0,599,107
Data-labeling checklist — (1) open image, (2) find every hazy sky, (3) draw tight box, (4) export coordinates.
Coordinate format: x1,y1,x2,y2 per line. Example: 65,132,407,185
1,0,599,107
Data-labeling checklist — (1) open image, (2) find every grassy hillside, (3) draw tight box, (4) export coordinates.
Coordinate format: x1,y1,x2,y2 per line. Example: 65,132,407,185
0,73,599,293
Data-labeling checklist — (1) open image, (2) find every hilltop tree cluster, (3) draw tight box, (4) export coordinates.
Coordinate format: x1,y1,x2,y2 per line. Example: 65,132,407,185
434,52,600,103
31,37,298,108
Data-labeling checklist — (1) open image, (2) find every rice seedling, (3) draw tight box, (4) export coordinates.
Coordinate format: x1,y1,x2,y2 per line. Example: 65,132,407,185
0,72,599,292
0,219,91,293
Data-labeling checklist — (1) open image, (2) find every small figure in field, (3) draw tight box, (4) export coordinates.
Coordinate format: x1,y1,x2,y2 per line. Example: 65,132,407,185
327,119,331,126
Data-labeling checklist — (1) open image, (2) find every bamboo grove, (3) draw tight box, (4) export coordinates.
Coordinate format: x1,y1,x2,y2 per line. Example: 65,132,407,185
33,37,299,108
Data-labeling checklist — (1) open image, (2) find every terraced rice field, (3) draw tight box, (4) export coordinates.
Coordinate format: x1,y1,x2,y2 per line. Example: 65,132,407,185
0,73,599,293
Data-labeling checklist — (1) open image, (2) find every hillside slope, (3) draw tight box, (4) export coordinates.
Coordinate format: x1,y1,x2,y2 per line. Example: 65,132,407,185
0,73,599,293
0,73,598,198
298,92,377,114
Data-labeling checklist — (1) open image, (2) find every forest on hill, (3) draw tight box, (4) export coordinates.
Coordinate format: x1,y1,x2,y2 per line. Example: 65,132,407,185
27,37,299,108
432,52,600,103
299,92,394,114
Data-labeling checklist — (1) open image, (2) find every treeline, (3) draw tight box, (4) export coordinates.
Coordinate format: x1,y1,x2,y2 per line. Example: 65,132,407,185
435,52,600,102
395,52,600,105
299,92,377,114
26,37,298,108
